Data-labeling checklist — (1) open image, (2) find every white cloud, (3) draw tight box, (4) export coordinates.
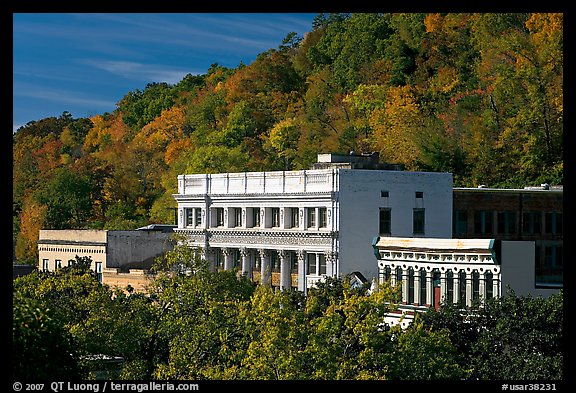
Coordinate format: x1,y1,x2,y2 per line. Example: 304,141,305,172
80,59,193,84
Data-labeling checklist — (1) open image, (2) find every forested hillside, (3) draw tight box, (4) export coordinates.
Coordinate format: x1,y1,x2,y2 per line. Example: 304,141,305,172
13,13,563,264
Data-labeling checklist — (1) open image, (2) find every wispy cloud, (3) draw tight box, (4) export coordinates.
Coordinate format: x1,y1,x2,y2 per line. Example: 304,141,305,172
14,82,116,109
79,59,194,84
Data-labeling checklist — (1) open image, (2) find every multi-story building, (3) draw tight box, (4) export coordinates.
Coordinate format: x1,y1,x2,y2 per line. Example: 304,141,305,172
37,227,174,291
452,185,563,289
173,153,453,293
374,185,563,328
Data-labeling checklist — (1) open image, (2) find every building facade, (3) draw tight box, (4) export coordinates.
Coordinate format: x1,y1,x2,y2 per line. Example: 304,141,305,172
453,185,563,289
373,236,561,329
37,228,174,291
173,154,453,293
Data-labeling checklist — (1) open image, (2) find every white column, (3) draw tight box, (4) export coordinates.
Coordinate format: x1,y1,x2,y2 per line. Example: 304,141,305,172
259,249,271,286
223,248,233,271
297,250,306,294
389,266,396,288
479,272,486,302
401,268,409,305
279,250,291,291
465,270,473,308
453,271,460,305
493,270,500,298
325,251,337,277
440,270,447,303
240,247,251,279
426,270,433,307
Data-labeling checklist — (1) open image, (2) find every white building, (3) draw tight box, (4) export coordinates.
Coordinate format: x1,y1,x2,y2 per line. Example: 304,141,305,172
173,153,453,293
373,236,561,329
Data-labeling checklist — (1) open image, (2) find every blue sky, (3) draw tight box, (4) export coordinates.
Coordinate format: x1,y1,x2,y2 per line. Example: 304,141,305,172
12,13,317,133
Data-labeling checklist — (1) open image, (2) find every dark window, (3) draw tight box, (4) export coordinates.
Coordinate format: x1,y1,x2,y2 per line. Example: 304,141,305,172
291,208,299,228
290,251,298,272
307,208,316,228
186,208,194,227
522,211,541,235
318,254,327,275
408,268,415,304
381,190,389,198
472,271,480,302
195,208,202,227
413,208,425,235
446,271,454,303
379,208,391,235
485,271,493,299
307,253,316,275
545,212,563,235
419,269,427,306
474,210,494,235
253,208,261,227
319,208,328,228
272,208,280,227
497,211,516,235
216,208,224,227
453,210,468,236
234,208,242,227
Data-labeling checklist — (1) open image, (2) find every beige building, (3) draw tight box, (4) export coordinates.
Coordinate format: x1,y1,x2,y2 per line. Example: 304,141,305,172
37,227,174,292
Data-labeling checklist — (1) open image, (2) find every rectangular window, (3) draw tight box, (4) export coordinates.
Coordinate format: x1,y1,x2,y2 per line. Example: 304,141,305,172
42,259,49,272
185,208,194,227
381,190,389,198
446,271,454,303
536,244,563,287
474,210,494,235
55,259,62,269
307,208,316,228
319,207,327,228
234,208,242,227
497,211,516,235
253,208,261,228
419,270,427,306
216,208,224,227
291,208,299,228
453,210,468,236
545,212,563,235
307,253,316,275
271,208,280,227
379,208,391,235
195,208,202,227
318,254,327,275
523,211,542,235
290,251,298,272
413,208,425,235
408,268,414,304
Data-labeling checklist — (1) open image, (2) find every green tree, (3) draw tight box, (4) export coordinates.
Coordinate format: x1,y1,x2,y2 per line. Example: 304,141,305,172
419,289,563,380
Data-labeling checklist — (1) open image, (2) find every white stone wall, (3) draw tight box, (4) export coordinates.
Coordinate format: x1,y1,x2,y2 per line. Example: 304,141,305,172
337,170,453,280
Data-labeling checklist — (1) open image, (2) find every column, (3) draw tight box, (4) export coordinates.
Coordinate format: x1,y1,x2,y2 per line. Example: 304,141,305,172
439,270,447,303
453,271,460,305
259,249,271,286
324,251,337,277
279,250,291,291
401,268,409,305
426,270,433,307
223,248,233,271
240,247,251,279
297,250,306,293
413,269,421,306
479,272,486,302
389,266,396,288
493,270,500,298
465,270,473,308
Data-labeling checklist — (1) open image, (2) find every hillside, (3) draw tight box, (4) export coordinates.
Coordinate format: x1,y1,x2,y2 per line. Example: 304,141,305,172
12,13,563,264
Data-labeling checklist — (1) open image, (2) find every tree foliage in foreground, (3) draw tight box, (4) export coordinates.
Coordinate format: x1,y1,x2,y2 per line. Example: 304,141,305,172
13,241,562,380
